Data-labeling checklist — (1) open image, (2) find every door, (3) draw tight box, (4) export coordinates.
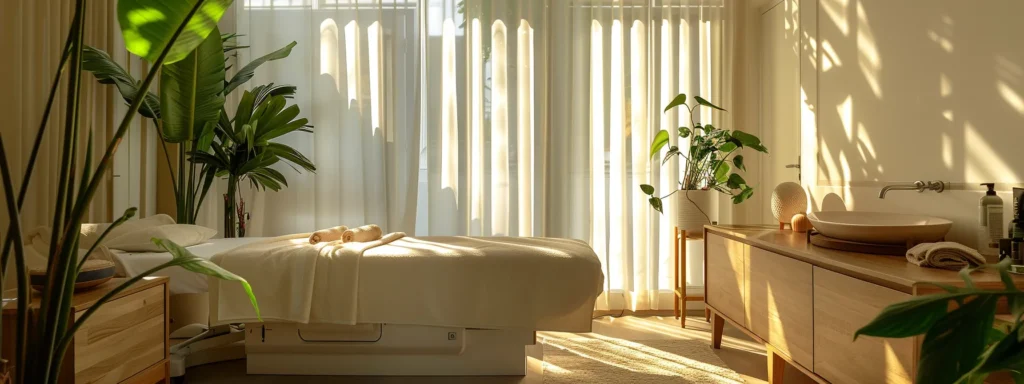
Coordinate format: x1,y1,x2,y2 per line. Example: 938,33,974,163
759,0,802,225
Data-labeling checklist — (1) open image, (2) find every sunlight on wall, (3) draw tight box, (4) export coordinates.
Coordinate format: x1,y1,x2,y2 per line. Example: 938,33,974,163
492,20,510,236
469,18,484,236
820,0,849,37
966,122,1019,182
941,133,954,170
940,74,952,97
856,1,882,99
820,40,841,72
345,21,361,105
517,20,535,237
927,30,954,54
441,19,459,196
630,20,650,310
591,19,608,273
856,123,877,165
368,21,383,136
319,19,340,92
997,81,1024,115
837,95,853,140
609,19,626,291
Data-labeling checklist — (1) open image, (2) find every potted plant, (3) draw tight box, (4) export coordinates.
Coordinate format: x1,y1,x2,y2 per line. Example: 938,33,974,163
83,31,302,226
640,93,767,233
0,1,259,382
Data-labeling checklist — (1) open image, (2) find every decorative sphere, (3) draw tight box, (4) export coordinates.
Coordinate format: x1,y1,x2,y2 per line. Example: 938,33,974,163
791,213,813,233
771,182,808,223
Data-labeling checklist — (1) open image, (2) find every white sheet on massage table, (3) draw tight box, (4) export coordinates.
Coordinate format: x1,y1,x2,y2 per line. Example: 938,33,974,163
112,237,265,295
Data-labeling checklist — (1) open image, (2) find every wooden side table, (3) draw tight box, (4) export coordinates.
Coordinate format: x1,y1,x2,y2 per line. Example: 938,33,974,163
674,226,708,328
2,277,170,383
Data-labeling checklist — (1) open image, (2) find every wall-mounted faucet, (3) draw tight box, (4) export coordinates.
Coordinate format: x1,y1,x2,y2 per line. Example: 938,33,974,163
878,181,946,199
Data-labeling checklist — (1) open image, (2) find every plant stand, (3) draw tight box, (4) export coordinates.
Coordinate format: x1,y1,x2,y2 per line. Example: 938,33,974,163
673,226,708,328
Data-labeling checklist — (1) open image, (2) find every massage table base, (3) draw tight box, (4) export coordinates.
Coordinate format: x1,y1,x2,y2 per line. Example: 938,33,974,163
246,322,539,376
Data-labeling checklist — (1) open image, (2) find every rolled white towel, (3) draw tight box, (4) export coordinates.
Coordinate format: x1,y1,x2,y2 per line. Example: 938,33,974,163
341,225,383,243
308,225,349,244
906,242,987,271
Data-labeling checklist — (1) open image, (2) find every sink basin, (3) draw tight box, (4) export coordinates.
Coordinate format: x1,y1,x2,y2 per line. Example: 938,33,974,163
807,211,953,245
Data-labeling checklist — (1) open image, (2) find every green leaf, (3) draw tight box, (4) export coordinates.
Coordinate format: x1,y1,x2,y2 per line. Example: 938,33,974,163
917,295,998,384
733,155,745,171
727,173,746,190
118,0,234,64
731,130,761,147
732,187,754,204
663,93,687,113
694,96,726,111
82,46,161,119
649,197,663,213
266,143,316,173
159,27,226,143
678,127,690,138
855,295,954,340
975,319,1024,375
718,142,738,153
662,146,680,166
750,143,769,154
224,41,297,95
153,238,260,320
650,130,670,159
714,162,730,184
640,184,655,195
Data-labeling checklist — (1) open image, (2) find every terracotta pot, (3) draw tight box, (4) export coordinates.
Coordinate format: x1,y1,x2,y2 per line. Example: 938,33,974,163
674,190,718,234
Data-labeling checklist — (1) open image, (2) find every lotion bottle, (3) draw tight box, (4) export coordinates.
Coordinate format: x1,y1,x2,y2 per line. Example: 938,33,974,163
980,183,1003,257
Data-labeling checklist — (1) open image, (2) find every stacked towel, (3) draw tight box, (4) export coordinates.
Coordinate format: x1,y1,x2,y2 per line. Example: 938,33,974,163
308,225,349,244
342,225,383,243
906,242,987,270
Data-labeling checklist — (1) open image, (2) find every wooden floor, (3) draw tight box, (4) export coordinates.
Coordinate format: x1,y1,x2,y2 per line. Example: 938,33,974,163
186,312,817,383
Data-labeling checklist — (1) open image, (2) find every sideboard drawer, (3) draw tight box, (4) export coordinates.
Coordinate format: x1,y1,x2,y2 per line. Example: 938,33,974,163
813,267,915,384
747,247,813,370
706,234,747,326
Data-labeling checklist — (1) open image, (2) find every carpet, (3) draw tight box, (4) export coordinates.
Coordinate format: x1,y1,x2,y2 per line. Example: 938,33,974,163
541,334,744,384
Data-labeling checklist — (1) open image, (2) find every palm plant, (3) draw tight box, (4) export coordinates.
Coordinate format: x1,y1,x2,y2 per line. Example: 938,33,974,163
191,84,315,238
0,0,259,382
83,29,297,225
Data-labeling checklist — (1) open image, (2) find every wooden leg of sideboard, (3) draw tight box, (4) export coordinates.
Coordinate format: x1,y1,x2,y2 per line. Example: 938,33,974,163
710,311,725,349
673,227,680,320
766,345,786,384
704,307,711,322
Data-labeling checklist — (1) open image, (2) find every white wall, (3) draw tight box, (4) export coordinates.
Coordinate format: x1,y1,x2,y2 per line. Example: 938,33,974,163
799,0,1024,250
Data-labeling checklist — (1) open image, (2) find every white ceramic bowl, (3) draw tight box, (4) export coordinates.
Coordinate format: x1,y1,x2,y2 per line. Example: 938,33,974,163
807,211,953,245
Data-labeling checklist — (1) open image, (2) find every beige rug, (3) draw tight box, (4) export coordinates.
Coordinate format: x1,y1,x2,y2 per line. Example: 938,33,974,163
541,333,744,384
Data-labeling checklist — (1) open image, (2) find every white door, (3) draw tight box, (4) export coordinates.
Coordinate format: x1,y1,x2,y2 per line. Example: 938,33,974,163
759,0,802,225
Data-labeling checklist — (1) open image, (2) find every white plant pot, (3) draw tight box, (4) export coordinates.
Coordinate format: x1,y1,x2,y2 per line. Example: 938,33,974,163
674,190,719,234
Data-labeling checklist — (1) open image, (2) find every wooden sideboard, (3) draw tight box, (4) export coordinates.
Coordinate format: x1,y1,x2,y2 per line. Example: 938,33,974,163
704,225,1023,384
3,277,170,384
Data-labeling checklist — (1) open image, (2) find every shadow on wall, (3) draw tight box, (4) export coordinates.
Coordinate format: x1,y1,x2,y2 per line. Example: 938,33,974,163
813,0,1024,193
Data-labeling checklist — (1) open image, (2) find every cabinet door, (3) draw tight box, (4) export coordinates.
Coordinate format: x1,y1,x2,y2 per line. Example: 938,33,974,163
747,247,813,370
74,285,166,384
813,267,915,384
705,234,747,325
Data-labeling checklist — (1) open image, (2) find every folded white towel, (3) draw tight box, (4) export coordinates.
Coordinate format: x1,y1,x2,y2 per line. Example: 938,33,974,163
308,225,349,244
342,225,383,243
906,242,987,271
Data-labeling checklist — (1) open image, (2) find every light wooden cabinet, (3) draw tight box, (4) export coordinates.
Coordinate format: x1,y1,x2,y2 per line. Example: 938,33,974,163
813,267,915,384
705,234,748,326
746,247,814,370
3,277,169,384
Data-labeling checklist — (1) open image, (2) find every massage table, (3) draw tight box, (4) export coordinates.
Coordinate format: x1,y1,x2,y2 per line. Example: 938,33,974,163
116,234,604,376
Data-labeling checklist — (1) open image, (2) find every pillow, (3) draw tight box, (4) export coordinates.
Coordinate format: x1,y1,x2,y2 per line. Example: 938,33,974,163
103,224,217,252
79,214,176,249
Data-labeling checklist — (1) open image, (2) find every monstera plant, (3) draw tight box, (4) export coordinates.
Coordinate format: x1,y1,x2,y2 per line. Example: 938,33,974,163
83,28,300,225
0,0,259,382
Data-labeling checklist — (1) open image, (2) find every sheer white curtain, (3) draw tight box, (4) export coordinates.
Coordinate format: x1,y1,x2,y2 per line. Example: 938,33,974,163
233,0,727,311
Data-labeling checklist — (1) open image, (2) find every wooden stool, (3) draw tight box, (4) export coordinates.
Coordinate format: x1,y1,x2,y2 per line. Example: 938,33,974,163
674,226,708,328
